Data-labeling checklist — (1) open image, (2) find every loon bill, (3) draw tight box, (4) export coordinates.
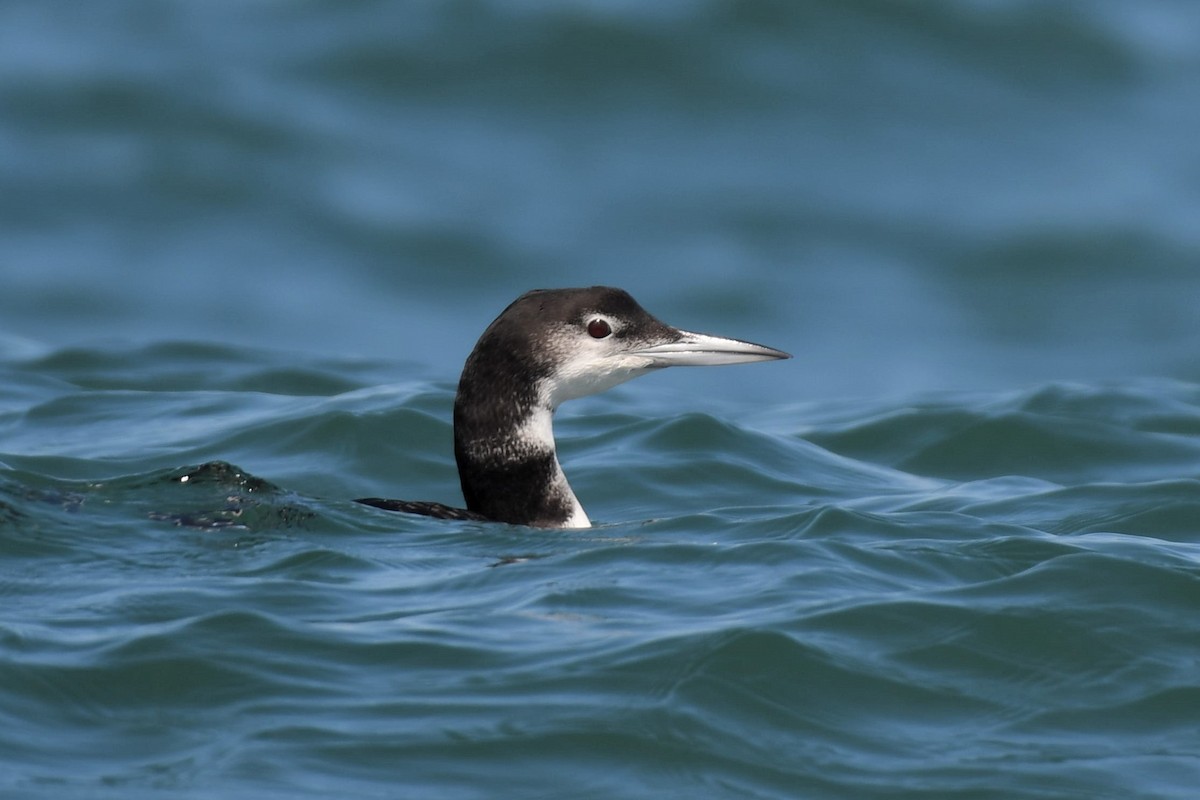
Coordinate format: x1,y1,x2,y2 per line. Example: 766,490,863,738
356,286,789,528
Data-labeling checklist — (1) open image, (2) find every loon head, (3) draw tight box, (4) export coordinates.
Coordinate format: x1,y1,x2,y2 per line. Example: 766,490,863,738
451,286,790,528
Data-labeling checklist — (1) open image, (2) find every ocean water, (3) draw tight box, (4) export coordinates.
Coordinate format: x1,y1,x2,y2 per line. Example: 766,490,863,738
4,1,1200,798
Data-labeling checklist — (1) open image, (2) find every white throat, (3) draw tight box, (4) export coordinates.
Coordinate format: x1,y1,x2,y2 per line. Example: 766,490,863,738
522,405,591,528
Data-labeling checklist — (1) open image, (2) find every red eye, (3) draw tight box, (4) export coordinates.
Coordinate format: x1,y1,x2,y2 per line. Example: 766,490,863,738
587,318,612,338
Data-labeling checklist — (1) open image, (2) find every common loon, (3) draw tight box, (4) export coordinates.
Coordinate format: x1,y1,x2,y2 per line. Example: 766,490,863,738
356,286,789,528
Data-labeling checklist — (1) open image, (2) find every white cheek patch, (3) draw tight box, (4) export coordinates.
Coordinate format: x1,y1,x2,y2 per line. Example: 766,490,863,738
537,319,667,408
544,351,652,408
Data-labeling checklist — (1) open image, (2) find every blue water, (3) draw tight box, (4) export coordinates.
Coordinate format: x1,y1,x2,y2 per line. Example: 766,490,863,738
4,2,1200,797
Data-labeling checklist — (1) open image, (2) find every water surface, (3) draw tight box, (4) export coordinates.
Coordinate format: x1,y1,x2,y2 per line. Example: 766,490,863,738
3,2,1200,797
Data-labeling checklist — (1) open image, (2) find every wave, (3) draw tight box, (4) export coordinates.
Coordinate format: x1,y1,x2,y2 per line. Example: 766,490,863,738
4,340,1200,796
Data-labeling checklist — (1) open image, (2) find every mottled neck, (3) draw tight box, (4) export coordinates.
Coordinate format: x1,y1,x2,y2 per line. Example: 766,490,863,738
453,375,589,528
